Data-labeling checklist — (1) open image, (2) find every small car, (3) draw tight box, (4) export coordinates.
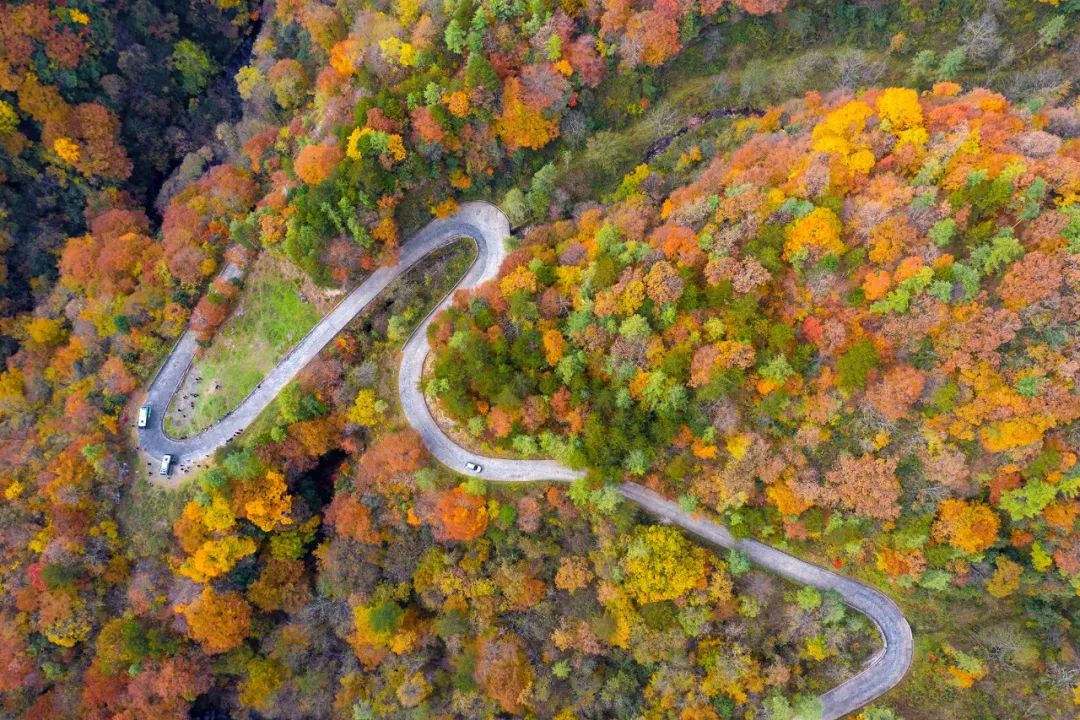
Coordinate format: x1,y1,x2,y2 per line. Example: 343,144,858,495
159,454,173,476
464,461,483,473
137,405,151,428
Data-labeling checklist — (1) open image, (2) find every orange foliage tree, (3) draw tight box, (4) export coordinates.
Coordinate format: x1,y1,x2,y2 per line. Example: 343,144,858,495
178,588,252,655
429,486,489,542
496,78,558,151
932,499,1001,555
294,141,343,185
473,633,534,713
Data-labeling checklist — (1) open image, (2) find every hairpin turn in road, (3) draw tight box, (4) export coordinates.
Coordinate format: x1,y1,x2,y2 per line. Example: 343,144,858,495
137,201,912,719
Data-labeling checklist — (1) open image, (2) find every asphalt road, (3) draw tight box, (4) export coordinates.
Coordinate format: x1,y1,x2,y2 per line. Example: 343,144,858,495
137,201,912,719
619,483,913,719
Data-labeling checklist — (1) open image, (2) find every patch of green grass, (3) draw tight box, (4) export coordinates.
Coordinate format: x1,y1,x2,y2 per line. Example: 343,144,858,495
116,466,199,558
236,239,477,449
166,260,321,437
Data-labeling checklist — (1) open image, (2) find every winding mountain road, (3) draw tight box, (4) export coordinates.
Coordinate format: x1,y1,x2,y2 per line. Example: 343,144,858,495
137,201,912,719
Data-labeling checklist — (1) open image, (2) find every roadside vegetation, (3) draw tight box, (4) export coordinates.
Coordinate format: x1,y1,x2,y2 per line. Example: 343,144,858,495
165,255,325,437
430,86,1080,718
237,238,477,451
0,0,1077,718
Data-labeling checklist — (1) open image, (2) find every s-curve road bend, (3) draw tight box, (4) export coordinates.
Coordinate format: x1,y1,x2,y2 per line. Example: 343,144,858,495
138,201,913,718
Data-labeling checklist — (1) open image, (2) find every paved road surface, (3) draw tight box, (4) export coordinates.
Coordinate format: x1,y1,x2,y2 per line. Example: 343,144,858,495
620,483,913,719
137,201,912,719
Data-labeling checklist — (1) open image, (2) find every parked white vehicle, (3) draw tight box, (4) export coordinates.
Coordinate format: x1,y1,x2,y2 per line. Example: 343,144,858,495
137,406,151,428
159,454,173,476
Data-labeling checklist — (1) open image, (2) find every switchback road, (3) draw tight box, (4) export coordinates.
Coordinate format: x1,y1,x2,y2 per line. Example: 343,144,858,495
137,201,912,719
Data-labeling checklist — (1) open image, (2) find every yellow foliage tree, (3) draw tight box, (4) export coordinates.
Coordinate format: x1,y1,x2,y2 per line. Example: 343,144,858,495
242,470,294,532
980,415,1055,452
496,77,558,151
385,133,407,161
809,100,878,179
499,265,538,297
621,525,707,603
726,433,752,460
695,638,764,704
25,317,65,345
178,535,257,583
393,0,423,26
987,555,1023,598
348,388,386,426
202,493,236,532
52,137,80,164
239,657,286,712
0,101,17,135
378,36,417,67
784,207,845,260
876,87,924,131
932,499,1000,554
810,100,873,156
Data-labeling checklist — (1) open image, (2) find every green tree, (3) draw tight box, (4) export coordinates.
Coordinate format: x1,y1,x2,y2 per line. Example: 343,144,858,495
172,40,216,95
836,339,880,391
368,600,404,635
795,586,822,610
936,47,966,80
501,188,527,227
525,164,557,220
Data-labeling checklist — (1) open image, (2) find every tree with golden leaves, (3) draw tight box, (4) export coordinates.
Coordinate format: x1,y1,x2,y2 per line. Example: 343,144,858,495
235,470,293,532
177,535,257,583
932,499,1000,555
178,588,252,655
496,77,558,151
621,525,708,603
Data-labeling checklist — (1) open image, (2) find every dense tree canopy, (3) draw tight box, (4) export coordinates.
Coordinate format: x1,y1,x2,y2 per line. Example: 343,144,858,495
430,86,1080,609
0,0,1077,715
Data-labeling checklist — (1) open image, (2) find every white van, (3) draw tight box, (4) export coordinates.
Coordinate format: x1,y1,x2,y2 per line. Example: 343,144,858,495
159,455,173,476
137,406,151,428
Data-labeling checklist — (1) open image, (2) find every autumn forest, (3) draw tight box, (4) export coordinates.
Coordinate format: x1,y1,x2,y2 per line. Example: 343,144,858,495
0,0,1079,718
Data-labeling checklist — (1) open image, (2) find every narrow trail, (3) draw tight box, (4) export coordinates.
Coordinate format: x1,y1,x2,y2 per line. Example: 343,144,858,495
137,201,912,719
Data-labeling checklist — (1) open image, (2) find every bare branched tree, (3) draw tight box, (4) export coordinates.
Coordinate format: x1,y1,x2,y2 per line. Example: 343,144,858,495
960,11,1003,65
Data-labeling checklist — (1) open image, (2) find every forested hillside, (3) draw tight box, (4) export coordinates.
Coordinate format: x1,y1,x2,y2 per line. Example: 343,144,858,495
429,85,1080,715
0,0,1077,717
0,0,259,332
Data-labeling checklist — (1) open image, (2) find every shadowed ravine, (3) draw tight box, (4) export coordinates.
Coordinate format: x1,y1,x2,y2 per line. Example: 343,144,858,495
137,201,913,719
